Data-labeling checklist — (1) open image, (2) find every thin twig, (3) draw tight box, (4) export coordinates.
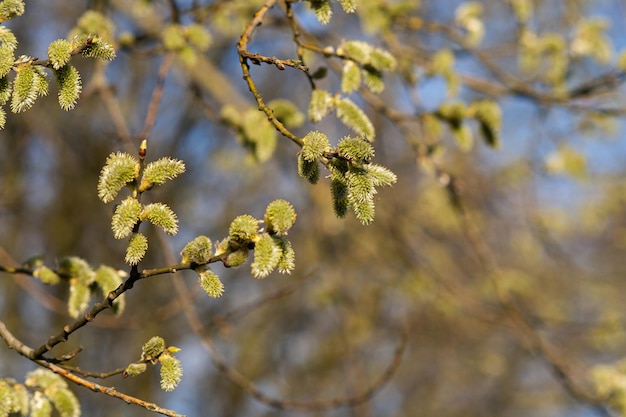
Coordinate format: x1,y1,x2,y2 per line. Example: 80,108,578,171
0,321,183,416
140,53,175,141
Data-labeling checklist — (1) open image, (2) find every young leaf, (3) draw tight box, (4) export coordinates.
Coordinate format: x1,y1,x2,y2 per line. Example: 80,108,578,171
335,97,375,140
268,98,305,128
369,47,397,71
31,391,53,417
95,265,126,315
47,39,72,70
33,266,61,285
308,89,333,122
471,100,502,148
198,268,224,298
229,214,259,242
97,152,139,203
251,234,281,278
25,369,66,390
338,136,375,162
55,64,82,110
363,68,385,93
341,60,362,93
309,0,332,24
159,354,183,392
338,0,357,13
0,44,14,78
0,0,25,21
0,76,10,105
125,233,148,266
11,64,38,113
265,199,297,235
367,163,397,187
142,203,178,235
181,235,212,264
330,176,349,218
58,256,95,285
298,154,320,184
274,236,295,274
302,130,330,161
68,279,91,318
141,157,185,190
80,37,116,61
340,40,372,64
224,249,249,268
48,386,80,417
111,197,142,239
141,337,165,363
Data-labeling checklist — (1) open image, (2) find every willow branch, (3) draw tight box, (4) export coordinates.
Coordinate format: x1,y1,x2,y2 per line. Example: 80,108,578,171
236,0,304,147
0,321,182,417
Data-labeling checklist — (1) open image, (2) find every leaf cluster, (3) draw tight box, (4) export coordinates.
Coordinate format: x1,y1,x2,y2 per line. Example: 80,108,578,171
434,99,503,150
124,337,183,393
0,6,116,129
308,90,376,140
1,369,80,417
98,150,185,265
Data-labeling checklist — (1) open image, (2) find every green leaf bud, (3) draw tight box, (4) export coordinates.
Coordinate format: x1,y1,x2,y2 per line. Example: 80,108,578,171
335,97,375,140
95,265,126,315
68,280,90,318
142,203,178,235
141,336,165,363
159,354,183,392
229,214,259,242
308,89,333,122
97,152,139,203
331,176,349,218
33,265,61,285
123,363,147,378
47,39,72,70
0,76,10,105
309,0,332,24
80,37,116,61
125,233,148,266
11,63,38,113
338,0,357,13
162,24,186,51
0,26,18,50
340,40,372,64
341,60,362,93
198,268,224,298
275,237,295,274
31,391,53,417
58,256,95,285
223,249,249,268
436,102,466,129
0,0,25,21
265,199,297,235
369,47,397,71
251,234,281,278
268,98,305,128
302,130,330,161
0,44,14,78
111,197,142,239
338,136,374,162
181,235,212,264
470,100,502,148
298,154,320,184
366,163,397,187
48,386,80,417
55,64,82,110
363,68,385,93
185,23,212,51
140,157,185,191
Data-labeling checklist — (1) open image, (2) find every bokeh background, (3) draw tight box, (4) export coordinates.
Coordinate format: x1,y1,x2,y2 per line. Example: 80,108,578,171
3,1,626,416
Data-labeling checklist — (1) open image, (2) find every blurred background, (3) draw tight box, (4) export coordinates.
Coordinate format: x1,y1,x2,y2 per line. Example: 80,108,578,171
3,0,626,416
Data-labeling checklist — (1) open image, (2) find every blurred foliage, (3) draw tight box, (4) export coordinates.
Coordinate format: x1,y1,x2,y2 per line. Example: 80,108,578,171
3,1,626,417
